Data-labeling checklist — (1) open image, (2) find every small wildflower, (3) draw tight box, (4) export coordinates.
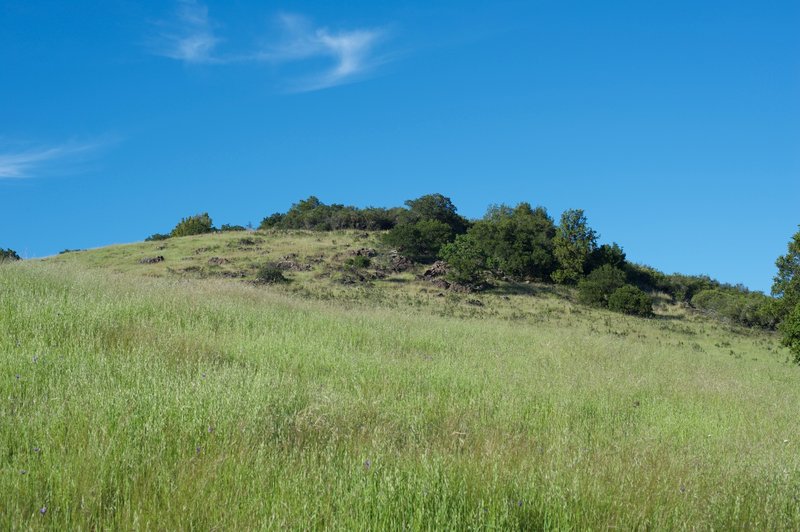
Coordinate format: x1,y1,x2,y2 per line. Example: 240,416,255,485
680,484,686,493
33,447,41,454
39,507,47,516
208,426,214,434
15,374,20,380
784,439,790,444
20,469,27,475
32,356,38,363
196,446,202,454
363,459,371,470
518,500,523,507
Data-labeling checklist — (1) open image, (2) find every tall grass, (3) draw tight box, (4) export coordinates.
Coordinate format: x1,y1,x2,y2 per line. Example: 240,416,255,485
2,261,799,529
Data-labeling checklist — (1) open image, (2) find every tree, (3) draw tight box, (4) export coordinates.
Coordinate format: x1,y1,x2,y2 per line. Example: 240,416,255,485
588,243,626,272
781,304,800,363
383,219,453,262
0,248,21,262
171,213,215,237
468,203,557,281
402,193,469,234
772,226,800,319
552,209,598,284
439,233,488,285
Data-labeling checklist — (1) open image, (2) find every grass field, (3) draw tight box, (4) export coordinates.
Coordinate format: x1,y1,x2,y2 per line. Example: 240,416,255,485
2,231,800,529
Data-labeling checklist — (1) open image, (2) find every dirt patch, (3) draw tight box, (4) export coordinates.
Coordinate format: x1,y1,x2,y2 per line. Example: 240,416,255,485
207,257,229,266
139,256,165,264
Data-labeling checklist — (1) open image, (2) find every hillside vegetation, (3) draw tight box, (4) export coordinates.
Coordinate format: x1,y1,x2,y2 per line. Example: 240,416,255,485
2,229,800,529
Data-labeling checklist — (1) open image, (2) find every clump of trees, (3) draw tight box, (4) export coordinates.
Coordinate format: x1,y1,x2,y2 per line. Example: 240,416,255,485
260,196,403,231
1,248,21,262
171,213,215,237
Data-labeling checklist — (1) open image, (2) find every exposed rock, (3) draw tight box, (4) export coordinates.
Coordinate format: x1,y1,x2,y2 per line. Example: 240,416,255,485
422,261,448,279
349,247,377,257
275,259,312,272
386,251,413,272
207,257,229,266
139,256,165,264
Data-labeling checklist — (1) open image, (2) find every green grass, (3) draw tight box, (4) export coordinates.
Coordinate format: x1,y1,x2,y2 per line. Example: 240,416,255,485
2,232,800,529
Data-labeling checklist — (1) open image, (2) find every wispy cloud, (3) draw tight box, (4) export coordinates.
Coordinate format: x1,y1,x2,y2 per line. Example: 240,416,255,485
149,3,392,91
151,0,220,63
0,142,102,180
258,14,388,92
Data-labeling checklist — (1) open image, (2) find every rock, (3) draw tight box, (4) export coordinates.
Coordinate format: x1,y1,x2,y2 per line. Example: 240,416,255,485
139,256,164,264
349,247,377,257
207,257,229,266
422,261,448,279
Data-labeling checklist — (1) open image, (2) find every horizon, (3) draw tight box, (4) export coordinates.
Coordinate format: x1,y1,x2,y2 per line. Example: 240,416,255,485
2,0,798,293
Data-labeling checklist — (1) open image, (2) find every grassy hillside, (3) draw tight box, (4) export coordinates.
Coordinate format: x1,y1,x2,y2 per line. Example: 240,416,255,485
2,231,799,529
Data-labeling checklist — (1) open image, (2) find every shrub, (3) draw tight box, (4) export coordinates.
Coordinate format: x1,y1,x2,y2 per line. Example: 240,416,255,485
608,285,654,317
0,248,21,262
145,233,170,242
780,303,800,363
220,224,246,232
691,289,777,329
384,219,454,262
439,233,488,285
346,256,371,269
171,213,215,237
255,263,288,284
577,265,626,307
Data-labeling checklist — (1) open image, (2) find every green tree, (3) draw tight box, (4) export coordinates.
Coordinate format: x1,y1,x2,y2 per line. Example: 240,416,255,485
439,233,488,285
552,209,598,284
171,213,215,237
384,219,453,262
0,248,21,262
468,203,557,281
402,193,469,234
781,304,800,363
772,226,800,319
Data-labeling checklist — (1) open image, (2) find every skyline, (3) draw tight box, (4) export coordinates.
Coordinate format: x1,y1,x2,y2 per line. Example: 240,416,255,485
2,0,798,292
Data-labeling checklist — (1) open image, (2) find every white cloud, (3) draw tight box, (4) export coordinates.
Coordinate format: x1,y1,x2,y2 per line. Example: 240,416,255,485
0,143,101,180
150,3,391,91
151,0,220,63
260,14,388,92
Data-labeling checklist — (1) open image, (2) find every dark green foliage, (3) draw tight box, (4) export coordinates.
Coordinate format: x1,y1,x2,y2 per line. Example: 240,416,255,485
588,243,626,271
772,226,800,320
401,193,469,234
577,265,627,307
780,304,800,363
691,289,778,329
608,285,654,317
220,224,246,232
467,203,557,281
145,233,170,242
663,273,717,303
345,256,371,269
552,209,598,284
384,219,453,262
171,213,215,237
255,263,289,284
439,233,489,285
0,248,21,262
259,196,402,231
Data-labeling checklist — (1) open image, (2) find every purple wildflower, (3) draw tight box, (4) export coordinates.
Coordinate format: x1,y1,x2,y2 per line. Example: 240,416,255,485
364,459,371,470
39,507,47,516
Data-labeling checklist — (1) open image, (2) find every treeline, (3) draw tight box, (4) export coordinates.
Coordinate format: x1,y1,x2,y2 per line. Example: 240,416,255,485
146,194,799,359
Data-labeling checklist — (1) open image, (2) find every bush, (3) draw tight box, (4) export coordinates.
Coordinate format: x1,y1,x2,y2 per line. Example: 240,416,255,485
345,256,371,269
255,263,289,284
0,248,21,262
220,224,246,232
577,265,626,307
171,213,215,237
384,219,454,262
145,233,170,242
439,233,488,285
608,285,653,317
691,289,777,329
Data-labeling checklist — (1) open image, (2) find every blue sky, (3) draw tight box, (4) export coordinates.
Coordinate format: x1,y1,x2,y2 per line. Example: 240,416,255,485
1,0,798,292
